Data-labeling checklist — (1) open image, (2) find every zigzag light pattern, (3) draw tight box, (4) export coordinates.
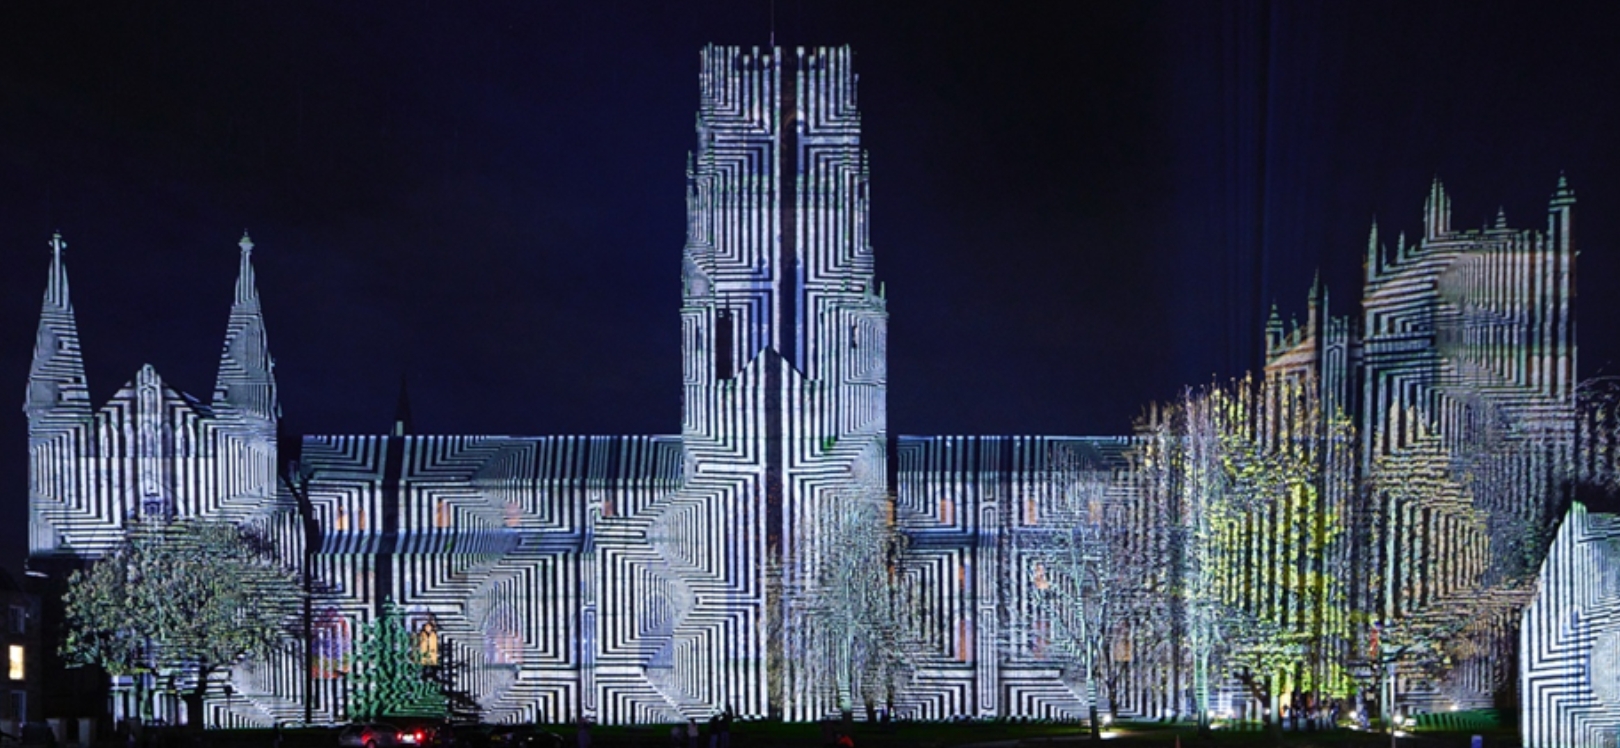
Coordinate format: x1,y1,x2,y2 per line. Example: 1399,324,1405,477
1521,503,1620,748
24,45,1611,730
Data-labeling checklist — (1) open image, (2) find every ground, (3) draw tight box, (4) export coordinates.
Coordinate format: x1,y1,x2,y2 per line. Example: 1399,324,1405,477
131,719,1520,748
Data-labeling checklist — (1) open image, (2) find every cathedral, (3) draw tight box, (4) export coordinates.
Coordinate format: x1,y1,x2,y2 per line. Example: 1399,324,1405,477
25,44,1615,739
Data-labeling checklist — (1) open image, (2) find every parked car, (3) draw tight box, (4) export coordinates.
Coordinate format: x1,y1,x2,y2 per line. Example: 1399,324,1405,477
388,718,456,747
338,722,422,748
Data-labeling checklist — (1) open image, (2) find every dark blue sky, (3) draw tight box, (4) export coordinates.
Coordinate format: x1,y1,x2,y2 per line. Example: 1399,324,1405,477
3,1,1619,579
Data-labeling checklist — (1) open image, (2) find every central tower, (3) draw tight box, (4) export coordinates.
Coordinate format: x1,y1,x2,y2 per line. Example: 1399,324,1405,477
678,45,889,719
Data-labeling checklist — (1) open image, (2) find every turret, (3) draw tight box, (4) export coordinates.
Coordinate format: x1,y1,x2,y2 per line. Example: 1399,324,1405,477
1265,303,1284,354
24,232,91,437
211,232,278,433
1424,177,1452,240
1548,174,1576,401
1363,220,1381,284
1548,172,1575,251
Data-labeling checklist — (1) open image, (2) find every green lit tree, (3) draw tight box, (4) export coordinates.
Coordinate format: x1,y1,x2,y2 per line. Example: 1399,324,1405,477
1139,374,1356,738
61,519,302,725
348,600,447,721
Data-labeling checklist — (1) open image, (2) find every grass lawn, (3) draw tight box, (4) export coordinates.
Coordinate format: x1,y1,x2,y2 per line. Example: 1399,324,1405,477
163,720,1523,748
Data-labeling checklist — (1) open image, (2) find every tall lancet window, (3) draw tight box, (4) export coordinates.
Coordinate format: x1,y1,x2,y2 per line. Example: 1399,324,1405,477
715,308,734,381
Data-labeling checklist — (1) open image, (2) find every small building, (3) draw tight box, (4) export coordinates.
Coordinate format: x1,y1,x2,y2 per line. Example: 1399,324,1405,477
0,567,42,736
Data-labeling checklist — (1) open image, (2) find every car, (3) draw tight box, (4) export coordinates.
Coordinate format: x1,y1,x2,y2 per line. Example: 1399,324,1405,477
338,722,426,748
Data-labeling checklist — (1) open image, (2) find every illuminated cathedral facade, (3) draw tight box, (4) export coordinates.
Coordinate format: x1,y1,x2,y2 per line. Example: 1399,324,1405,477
25,44,1617,737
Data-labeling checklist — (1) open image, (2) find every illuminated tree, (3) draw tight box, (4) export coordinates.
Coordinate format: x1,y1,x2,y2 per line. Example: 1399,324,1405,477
792,444,915,719
1016,445,1158,736
61,519,302,725
348,600,448,720
1358,423,1541,721
1138,374,1356,735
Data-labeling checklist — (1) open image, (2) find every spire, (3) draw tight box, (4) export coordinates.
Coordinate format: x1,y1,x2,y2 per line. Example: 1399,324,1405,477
393,373,413,437
234,231,259,310
1494,206,1507,229
1424,176,1451,240
1266,302,1284,354
1550,171,1575,208
25,232,91,430
1366,218,1380,279
212,231,278,428
1307,271,1321,333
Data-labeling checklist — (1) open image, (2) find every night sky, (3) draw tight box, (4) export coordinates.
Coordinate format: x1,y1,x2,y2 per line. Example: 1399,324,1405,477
3,2,1619,581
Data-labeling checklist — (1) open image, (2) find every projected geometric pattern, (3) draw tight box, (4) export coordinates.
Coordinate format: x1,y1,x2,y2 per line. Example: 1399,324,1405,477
1521,502,1620,748
294,433,684,725
890,436,1152,721
676,45,887,722
1355,179,1577,711
24,44,1606,729
25,234,305,726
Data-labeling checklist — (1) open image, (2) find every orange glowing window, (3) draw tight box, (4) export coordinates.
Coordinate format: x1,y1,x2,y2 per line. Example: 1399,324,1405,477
416,620,440,666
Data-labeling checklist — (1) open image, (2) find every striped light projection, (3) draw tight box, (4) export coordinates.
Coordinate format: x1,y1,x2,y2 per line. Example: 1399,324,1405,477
25,46,1612,731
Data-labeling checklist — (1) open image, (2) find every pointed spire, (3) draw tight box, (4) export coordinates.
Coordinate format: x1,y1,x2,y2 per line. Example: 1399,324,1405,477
213,232,278,429
1550,171,1575,207
1266,303,1284,354
1307,271,1321,332
1494,206,1507,229
234,231,259,310
1366,218,1380,278
46,232,69,308
25,232,91,429
1424,176,1451,239
393,373,413,437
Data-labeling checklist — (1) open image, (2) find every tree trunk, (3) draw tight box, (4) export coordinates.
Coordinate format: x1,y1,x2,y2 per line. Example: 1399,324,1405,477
185,666,213,730
1264,692,1282,747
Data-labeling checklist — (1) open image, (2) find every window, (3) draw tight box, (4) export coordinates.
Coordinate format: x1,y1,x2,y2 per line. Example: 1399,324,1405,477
7,645,22,680
7,606,22,634
416,620,440,667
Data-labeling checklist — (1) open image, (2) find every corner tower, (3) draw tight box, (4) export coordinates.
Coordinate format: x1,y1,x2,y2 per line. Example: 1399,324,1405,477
677,45,889,719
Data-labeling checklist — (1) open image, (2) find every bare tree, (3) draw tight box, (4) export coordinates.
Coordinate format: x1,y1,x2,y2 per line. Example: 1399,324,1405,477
1014,444,1159,735
793,444,914,720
